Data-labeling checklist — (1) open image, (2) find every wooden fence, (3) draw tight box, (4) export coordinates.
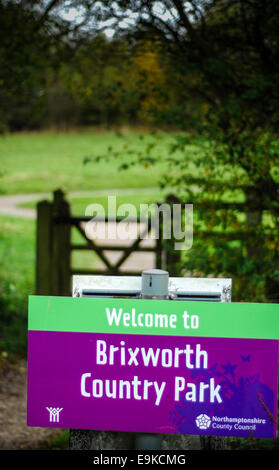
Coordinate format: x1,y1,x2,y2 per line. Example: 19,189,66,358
35,189,181,296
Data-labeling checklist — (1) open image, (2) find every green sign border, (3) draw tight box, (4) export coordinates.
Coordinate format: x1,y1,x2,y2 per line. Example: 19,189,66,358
28,295,279,340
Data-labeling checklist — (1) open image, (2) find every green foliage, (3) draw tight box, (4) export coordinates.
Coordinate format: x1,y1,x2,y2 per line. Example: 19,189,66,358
82,1,279,302
0,1,52,131
56,34,139,126
0,216,35,357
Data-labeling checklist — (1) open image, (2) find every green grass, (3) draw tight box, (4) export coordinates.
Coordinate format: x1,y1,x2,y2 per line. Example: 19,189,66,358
0,129,174,195
0,215,35,357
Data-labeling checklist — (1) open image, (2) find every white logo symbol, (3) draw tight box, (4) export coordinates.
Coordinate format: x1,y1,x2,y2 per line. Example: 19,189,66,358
195,414,211,430
46,407,63,423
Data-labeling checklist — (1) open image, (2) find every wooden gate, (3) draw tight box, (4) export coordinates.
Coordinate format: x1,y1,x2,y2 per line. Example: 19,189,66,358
35,190,180,296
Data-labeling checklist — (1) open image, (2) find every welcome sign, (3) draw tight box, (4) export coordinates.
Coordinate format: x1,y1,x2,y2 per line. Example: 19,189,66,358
27,296,279,438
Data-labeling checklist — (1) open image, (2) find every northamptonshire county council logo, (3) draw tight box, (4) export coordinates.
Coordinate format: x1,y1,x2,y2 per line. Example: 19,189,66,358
195,414,211,430
46,407,63,423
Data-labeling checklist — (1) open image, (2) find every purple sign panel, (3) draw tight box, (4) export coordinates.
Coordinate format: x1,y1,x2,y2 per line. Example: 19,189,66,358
27,331,278,438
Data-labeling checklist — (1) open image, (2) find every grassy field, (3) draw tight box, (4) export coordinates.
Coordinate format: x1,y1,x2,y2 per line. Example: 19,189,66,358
0,129,178,358
0,129,176,195
0,216,35,356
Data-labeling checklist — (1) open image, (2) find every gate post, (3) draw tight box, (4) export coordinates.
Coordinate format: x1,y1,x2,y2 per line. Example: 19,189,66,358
36,190,71,296
35,199,53,295
164,194,181,276
51,189,71,296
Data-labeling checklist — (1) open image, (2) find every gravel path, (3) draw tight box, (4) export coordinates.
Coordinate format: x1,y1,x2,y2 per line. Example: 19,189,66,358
0,188,158,219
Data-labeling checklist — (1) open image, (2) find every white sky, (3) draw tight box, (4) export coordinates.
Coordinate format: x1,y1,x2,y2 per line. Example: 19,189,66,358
60,2,179,38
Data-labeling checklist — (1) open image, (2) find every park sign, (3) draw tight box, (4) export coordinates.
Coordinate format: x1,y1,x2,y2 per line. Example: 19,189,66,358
27,296,279,439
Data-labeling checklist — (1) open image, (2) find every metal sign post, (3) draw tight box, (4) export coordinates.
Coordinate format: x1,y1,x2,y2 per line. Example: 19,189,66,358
135,269,169,450
69,270,232,451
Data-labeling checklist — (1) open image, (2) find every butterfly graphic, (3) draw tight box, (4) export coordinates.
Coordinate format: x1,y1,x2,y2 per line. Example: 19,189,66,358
240,354,251,362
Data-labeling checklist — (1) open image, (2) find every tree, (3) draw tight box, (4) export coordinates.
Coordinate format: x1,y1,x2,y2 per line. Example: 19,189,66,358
57,33,140,126
150,0,279,302
77,0,279,302
0,0,71,131
0,0,88,131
